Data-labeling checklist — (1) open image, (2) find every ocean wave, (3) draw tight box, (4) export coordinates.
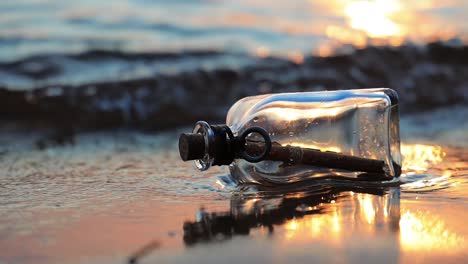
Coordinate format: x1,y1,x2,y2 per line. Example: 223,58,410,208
0,42,467,131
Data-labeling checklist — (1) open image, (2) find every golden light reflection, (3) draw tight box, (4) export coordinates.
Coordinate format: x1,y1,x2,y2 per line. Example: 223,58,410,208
400,210,466,252
313,0,462,57
288,142,341,153
401,144,445,172
283,191,395,242
325,25,368,47
286,50,305,64
317,44,335,57
285,206,343,241
281,191,466,254
344,0,402,38
286,219,298,231
357,193,376,224
284,192,308,199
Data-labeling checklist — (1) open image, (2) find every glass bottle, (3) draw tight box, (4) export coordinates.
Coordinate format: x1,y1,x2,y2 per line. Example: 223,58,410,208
179,88,402,185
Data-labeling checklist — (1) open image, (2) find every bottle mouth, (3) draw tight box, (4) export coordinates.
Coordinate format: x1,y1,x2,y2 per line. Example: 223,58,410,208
179,133,205,161
181,121,215,171
178,121,272,171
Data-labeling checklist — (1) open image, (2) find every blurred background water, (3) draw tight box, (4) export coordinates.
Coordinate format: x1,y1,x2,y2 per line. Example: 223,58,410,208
1,0,467,60
0,1,467,264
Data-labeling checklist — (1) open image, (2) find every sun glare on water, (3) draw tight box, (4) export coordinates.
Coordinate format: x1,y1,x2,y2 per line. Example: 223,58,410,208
319,0,408,56
401,144,445,172
344,0,402,38
400,210,466,252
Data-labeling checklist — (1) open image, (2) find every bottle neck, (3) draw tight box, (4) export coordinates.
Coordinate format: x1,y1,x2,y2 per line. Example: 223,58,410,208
179,121,271,170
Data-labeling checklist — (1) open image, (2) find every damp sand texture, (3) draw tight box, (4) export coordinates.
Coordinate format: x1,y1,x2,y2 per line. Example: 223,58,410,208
1,107,468,264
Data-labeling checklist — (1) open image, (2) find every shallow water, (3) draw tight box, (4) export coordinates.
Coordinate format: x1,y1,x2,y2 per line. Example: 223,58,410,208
0,106,467,264
1,0,467,61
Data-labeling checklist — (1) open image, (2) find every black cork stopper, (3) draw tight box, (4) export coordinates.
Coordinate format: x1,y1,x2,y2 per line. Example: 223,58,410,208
179,133,205,161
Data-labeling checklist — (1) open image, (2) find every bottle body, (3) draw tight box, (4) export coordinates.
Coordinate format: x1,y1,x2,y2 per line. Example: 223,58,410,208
226,88,401,185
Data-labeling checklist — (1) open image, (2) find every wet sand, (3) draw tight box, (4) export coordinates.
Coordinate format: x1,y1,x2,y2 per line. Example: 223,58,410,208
0,106,467,264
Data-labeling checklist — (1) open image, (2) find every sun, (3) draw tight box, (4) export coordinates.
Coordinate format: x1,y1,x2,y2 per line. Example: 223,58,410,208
344,0,402,38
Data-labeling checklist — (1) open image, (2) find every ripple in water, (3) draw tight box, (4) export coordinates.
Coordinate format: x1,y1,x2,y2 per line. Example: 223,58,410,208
214,143,467,199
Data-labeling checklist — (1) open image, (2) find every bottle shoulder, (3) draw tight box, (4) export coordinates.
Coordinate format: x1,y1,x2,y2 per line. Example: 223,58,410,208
226,88,397,129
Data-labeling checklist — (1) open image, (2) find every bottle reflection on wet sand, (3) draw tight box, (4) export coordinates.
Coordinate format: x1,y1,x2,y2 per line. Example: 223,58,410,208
183,185,401,250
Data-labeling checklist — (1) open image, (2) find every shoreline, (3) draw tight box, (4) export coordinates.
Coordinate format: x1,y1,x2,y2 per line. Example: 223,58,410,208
1,41,467,133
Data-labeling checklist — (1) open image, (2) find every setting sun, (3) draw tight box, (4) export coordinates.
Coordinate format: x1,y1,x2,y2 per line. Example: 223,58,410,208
344,0,402,38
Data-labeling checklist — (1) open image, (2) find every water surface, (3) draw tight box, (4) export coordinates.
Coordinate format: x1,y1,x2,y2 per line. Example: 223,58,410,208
1,0,467,61
0,107,467,264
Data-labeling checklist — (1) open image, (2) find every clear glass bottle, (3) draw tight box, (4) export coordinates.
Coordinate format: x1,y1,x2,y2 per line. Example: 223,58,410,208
179,88,402,185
